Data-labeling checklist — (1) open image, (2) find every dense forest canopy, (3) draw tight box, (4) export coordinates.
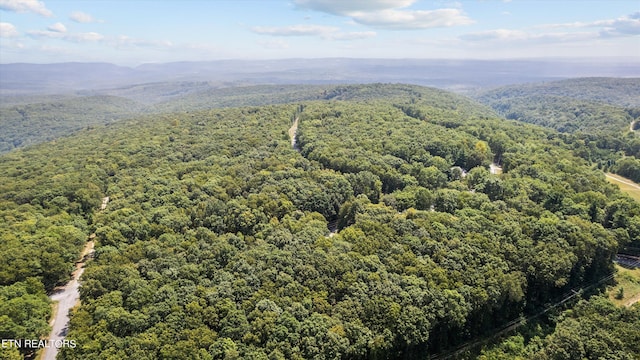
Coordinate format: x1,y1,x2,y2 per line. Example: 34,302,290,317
474,78,640,134
4,77,640,188
1,83,447,155
0,95,151,153
475,77,640,183
480,95,634,134
476,77,640,108
1,83,638,359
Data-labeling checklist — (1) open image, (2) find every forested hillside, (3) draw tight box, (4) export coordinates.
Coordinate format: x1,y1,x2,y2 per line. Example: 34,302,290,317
0,84,329,155
475,78,640,183
0,95,150,153
1,84,638,359
2,83,438,155
475,78,640,134
477,78,640,108
0,83,490,155
480,95,634,134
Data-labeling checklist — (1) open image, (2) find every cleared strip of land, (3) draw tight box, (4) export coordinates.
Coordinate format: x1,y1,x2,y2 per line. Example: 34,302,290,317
606,173,640,202
608,264,640,308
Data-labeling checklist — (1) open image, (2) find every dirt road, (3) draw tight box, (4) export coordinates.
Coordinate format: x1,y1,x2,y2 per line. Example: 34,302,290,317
41,241,94,360
289,116,300,150
41,196,107,358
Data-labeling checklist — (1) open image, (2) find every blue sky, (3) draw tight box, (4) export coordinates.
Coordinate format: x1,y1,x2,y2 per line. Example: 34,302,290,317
0,0,638,64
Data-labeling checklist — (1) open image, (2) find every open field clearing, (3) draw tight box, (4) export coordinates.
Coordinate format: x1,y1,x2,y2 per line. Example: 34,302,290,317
608,264,640,307
606,173,640,202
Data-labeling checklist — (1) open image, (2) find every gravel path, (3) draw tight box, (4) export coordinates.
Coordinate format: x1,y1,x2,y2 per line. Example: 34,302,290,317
289,117,300,150
41,196,106,360
41,241,94,360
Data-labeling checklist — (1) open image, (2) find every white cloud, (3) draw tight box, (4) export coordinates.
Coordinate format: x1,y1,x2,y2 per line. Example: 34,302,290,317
251,24,376,41
26,29,58,38
294,0,415,16
349,8,473,29
594,12,640,36
113,35,173,48
251,24,339,37
2,40,24,48
28,29,104,42
463,12,640,46
537,12,640,36
329,31,376,40
461,28,594,43
26,25,174,52
0,22,19,37
69,11,101,23
293,0,472,30
257,39,290,50
461,29,526,41
0,0,52,17
47,22,66,33
70,32,103,42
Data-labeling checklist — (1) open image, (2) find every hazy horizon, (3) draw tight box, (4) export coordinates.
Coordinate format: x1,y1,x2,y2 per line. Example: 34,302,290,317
2,55,640,68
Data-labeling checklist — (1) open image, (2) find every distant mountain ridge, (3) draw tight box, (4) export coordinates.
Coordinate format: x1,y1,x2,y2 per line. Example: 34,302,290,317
0,62,141,93
2,58,640,95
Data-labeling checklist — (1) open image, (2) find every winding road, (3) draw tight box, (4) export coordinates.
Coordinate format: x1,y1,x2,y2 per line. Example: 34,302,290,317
41,241,94,360
41,196,106,360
